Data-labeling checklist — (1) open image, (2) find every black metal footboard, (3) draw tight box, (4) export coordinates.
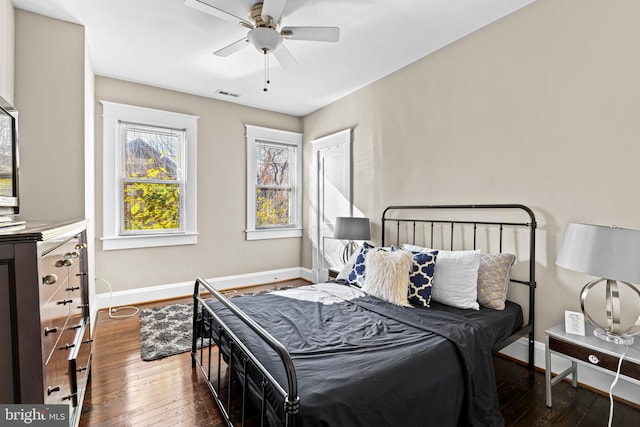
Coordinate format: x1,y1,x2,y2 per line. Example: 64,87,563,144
191,278,299,427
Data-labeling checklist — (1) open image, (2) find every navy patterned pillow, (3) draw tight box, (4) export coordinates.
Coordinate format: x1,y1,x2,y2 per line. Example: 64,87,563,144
406,249,438,307
346,242,376,287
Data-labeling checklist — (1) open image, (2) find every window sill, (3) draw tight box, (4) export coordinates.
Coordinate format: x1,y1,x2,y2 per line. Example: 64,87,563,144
101,232,198,250
245,227,302,241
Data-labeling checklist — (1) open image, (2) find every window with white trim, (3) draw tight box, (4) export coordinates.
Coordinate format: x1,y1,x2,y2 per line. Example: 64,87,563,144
101,101,198,250
246,125,302,240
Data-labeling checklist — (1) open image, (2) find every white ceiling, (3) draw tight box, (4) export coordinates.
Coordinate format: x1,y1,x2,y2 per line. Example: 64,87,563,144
12,0,534,117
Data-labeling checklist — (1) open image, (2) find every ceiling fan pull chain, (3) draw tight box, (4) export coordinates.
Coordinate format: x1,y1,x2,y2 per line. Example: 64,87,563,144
263,51,270,92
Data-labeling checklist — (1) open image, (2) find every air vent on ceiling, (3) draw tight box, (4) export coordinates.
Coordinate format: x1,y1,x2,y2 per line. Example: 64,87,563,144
215,89,240,98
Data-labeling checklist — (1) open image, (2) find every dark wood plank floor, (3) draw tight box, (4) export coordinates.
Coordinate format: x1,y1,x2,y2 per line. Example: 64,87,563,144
80,280,639,426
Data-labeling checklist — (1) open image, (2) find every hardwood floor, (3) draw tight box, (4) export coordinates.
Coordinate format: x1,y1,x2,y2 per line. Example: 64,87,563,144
80,280,639,426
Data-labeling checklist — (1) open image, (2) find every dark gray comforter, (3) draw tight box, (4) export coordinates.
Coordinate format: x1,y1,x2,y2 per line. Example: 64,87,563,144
203,282,521,427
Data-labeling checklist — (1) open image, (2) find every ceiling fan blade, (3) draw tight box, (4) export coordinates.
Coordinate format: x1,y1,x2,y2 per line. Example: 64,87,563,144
272,43,297,70
261,0,287,24
281,26,340,42
214,38,250,57
184,0,252,27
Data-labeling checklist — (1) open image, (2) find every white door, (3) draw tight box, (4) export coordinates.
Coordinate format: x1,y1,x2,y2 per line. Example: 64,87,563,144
311,129,351,281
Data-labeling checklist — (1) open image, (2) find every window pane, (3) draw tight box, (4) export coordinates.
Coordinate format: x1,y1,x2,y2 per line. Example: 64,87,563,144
256,188,290,227
0,112,13,197
256,143,290,186
123,182,181,232
124,125,180,181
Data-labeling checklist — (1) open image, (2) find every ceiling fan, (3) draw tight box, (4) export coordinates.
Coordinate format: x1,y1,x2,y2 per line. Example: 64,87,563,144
185,0,340,90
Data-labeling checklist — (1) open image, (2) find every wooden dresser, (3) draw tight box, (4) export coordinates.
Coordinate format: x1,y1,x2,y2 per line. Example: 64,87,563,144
0,220,91,426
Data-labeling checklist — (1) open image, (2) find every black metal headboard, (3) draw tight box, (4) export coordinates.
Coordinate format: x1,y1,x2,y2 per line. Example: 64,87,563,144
381,204,537,371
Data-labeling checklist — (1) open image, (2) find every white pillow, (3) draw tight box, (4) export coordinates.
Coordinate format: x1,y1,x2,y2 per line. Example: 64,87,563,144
402,244,481,310
361,248,412,307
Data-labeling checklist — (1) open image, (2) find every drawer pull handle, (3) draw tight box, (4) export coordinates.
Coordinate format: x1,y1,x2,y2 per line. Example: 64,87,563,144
68,324,82,330
42,274,57,285
57,299,73,305
76,272,87,277
47,385,61,395
44,327,58,336
60,343,76,351
588,354,600,364
83,338,94,345
66,286,80,292
62,393,76,401
65,251,80,259
75,243,87,250
77,366,88,372
55,259,73,267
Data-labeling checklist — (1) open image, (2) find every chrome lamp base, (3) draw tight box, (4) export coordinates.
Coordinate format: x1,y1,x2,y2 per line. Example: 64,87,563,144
340,241,358,264
580,278,640,346
593,328,634,345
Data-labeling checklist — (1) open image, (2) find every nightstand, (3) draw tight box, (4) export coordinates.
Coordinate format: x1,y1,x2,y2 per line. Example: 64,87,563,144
545,323,640,407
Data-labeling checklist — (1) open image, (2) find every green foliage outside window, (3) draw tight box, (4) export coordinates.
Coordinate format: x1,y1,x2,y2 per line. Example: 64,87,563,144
256,189,289,227
122,129,182,232
256,144,291,228
0,177,11,195
123,179,180,231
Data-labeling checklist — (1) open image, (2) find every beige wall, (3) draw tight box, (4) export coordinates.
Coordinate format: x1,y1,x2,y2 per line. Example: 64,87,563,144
12,0,640,335
302,0,640,341
0,0,14,104
94,77,303,292
15,10,85,221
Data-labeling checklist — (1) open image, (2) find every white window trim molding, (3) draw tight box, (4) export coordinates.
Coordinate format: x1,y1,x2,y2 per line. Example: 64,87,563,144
101,101,199,250
245,124,303,241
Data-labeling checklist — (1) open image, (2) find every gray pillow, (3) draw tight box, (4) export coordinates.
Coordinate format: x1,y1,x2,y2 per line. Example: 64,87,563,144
477,253,516,310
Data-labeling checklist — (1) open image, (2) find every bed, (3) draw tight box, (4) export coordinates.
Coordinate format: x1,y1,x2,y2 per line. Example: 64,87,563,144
192,204,537,427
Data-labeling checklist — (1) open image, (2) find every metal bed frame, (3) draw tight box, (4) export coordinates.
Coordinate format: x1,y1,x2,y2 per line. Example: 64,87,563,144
381,204,537,371
192,204,537,427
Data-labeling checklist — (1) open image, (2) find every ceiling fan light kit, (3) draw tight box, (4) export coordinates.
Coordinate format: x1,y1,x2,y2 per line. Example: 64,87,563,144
185,0,340,91
248,27,282,53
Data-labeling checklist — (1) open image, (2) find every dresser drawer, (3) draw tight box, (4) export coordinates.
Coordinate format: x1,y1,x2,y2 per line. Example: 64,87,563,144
70,321,92,407
40,237,81,271
41,284,73,360
44,329,76,405
67,272,87,319
548,336,640,380
39,238,80,303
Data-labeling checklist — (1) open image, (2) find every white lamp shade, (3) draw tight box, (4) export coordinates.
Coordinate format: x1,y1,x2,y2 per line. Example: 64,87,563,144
333,217,371,241
556,222,640,284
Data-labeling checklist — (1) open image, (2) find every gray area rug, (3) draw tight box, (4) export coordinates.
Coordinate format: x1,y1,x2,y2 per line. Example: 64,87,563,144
140,302,201,361
140,286,293,361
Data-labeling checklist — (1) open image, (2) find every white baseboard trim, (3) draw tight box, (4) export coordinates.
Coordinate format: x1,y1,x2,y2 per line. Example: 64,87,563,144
94,267,314,313
499,337,639,405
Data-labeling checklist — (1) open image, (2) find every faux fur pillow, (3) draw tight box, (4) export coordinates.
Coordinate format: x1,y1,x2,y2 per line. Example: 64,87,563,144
362,248,412,307
477,253,516,310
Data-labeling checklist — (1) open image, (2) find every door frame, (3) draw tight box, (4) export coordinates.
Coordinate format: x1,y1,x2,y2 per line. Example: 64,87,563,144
311,129,352,281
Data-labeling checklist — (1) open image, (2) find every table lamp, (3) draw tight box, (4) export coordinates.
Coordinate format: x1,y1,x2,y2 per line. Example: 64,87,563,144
333,217,371,264
556,222,640,345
